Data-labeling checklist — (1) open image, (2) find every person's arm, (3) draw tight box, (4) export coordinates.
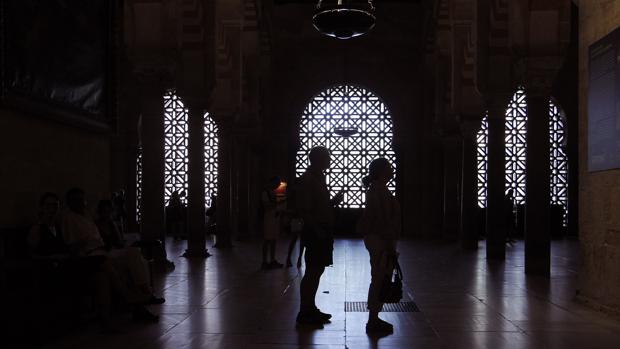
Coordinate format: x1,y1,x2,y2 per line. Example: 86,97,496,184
296,178,318,233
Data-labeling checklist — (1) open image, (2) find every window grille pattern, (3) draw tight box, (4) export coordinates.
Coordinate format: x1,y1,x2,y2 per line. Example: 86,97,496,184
549,101,568,224
505,88,528,205
136,147,143,223
476,115,488,208
164,90,189,205
204,113,219,208
476,89,569,225
295,85,396,208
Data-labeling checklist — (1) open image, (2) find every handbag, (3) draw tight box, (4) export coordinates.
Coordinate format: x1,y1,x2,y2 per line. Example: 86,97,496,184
379,256,403,303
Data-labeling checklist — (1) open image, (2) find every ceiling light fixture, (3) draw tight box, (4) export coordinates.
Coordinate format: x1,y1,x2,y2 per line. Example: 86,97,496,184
313,0,376,40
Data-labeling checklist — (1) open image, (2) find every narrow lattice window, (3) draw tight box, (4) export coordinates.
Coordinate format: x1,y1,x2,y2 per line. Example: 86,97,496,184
476,115,488,208
164,90,189,205
505,88,528,205
136,146,143,223
204,113,218,207
549,100,568,225
476,88,569,226
296,85,396,208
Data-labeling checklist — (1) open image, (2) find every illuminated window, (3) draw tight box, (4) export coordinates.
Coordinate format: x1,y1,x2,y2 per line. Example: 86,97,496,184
295,85,396,208
164,90,189,205
505,88,528,205
476,115,488,208
204,113,218,207
549,100,568,224
136,146,143,223
476,88,569,225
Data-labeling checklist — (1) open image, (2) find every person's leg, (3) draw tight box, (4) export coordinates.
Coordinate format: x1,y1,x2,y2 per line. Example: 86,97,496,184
286,234,298,267
364,237,392,333
262,240,270,269
299,265,325,312
297,237,304,268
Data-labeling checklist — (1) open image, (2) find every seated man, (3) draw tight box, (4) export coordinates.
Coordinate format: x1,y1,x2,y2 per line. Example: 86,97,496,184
62,188,165,306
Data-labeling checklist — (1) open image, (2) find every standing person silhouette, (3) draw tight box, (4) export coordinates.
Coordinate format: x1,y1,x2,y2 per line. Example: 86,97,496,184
358,158,400,334
296,146,344,326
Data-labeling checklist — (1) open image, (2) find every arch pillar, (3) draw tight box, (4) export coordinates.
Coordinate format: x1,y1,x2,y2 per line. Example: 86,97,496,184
183,100,210,258
524,82,553,276
459,115,482,250
485,95,511,260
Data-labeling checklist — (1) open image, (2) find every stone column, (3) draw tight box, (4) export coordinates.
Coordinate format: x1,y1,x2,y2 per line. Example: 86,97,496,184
215,121,233,248
140,84,165,244
524,91,551,276
486,97,508,260
184,102,210,258
459,116,481,250
442,135,462,241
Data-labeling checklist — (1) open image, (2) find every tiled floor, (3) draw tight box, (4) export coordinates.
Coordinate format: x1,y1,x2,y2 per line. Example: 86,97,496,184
44,238,620,349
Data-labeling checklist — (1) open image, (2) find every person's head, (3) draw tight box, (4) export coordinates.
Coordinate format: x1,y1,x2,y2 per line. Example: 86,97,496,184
362,158,394,189
308,146,331,172
39,192,60,220
66,187,87,214
97,200,114,220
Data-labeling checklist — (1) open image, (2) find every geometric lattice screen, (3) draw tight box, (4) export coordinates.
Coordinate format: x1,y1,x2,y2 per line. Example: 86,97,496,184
476,88,569,225
164,90,189,205
476,115,488,208
295,85,396,208
204,113,218,208
505,88,528,205
549,100,568,222
136,146,143,223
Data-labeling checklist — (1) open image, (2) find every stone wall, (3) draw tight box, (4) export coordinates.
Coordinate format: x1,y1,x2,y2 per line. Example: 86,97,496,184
0,109,111,227
578,0,620,314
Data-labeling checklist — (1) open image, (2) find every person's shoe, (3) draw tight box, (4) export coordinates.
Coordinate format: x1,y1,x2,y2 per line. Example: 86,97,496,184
311,308,332,321
296,311,328,326
269,260,284,268
365,318,393,334
132,306,159,323
261,262,270,270
147,295,166,305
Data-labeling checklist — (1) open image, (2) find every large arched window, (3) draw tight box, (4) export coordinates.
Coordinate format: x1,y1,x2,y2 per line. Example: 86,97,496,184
164,90,189,204
204,113,218,207
476,88,569,224
296,85,396,208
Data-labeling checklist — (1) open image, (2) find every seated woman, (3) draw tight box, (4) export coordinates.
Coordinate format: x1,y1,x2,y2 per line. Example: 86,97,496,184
61,188,165,306
28,192,69,256
95,199,125,250
28,192,159,331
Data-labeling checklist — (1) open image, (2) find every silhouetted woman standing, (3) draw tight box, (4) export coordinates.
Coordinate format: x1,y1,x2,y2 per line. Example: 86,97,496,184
358,158,401,334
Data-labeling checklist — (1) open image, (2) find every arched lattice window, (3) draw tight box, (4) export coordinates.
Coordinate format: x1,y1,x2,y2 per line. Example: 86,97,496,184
204,113,218,207
296,85,396,208
136,146,143,223
549,101,568,216
164,90,189,204
476,88,569,224
476,115,488,208
505,88,528,204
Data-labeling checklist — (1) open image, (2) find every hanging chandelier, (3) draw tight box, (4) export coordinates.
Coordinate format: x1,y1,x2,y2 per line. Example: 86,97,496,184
313,0,376,40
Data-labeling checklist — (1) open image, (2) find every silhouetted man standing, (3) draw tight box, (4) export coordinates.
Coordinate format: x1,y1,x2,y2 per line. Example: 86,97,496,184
296,146,343,326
